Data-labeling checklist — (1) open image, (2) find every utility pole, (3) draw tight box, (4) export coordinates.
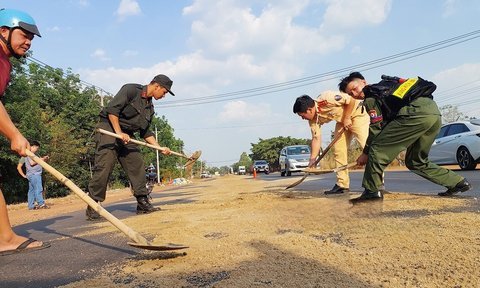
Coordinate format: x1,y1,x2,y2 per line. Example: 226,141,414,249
99,89,104,107
155,125,160,184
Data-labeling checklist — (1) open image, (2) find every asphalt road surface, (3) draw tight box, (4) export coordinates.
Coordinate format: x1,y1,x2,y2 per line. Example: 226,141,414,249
1,189,191,288
2,168,478,287
268,168,479,197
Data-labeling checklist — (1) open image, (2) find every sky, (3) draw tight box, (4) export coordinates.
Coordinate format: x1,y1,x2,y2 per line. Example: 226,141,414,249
3,0,480,168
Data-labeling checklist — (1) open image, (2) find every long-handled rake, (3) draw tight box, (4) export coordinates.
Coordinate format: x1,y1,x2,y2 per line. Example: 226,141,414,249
302,162,358,174
26,150,188,251
286,128,345,189
97,128,201,168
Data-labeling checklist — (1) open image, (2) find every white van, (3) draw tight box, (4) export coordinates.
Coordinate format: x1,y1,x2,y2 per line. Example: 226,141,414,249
238,166,246,175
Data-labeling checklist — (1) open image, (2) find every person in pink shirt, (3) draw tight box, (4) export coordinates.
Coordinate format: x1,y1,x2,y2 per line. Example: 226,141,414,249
0,8,50,256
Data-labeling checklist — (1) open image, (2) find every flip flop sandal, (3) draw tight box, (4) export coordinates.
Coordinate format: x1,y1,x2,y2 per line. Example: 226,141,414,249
0,238,51,256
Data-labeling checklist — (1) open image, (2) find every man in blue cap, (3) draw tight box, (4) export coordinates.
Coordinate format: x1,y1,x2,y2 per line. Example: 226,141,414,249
0,8,50,255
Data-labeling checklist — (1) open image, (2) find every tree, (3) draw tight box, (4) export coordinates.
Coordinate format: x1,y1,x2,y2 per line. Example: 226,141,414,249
1,58,186,203
138,115,185,182
218,165,231,175
440,104,467,123
232,152,252,173
2,60,100,202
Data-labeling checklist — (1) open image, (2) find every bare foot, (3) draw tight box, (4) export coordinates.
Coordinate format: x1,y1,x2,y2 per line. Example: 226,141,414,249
0,235,44,253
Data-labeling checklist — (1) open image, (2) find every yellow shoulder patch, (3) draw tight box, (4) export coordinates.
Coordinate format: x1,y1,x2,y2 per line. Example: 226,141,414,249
392,77,418,99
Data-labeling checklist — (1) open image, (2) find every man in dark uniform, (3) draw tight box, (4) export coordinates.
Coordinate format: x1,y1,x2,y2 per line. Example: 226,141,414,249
338,72,471,203
86,75,174,220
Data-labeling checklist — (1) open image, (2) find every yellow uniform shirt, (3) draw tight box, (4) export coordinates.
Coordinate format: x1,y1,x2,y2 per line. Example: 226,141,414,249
305,90,369,188
308,90,361,138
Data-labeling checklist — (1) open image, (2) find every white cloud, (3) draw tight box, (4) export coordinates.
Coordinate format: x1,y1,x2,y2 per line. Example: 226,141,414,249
115,0,141,21
431,62,480,116
321,0,392,31
351,45,361,54
78,0,89,7
122,50,139,57
432,63,480,90
79,50,302,98
90,49,111,62
218,100,273,122
79,1,395,104
177,0,392,86
47,26,61,32
183,0,347,61
442,0,458,18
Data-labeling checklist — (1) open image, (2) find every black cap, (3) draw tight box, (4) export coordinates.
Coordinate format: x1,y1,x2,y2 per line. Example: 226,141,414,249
152,74,175,96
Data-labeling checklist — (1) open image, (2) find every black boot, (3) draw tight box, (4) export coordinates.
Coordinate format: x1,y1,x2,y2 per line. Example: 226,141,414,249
136,195,161,214
438,179,472,196
86,205,102,221
349,189,383,204
324,184,349,195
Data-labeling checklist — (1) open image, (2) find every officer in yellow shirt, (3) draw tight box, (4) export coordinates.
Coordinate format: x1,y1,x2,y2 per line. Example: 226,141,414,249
293,91,369,194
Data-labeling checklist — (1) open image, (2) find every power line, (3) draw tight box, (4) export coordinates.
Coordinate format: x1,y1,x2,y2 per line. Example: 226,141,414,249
25,56,113,106
175,121,301,131
25,29,480,110
155,29,480,108
171,81,480,132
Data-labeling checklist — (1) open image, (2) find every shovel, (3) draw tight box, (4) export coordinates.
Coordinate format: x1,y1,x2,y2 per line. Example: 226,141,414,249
286,128,345,189
97,128,201,168
302,162,358,174
25,150,188,251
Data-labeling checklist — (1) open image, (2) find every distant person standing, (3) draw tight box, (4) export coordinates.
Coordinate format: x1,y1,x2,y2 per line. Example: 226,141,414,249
0,8,50,255
16,156,26,178
23,141,49,210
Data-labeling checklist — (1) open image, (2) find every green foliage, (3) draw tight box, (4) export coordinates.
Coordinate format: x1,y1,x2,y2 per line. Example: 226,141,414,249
1,58,184,204
2,60,100,202
249,136,309,171
232,152,252,172
217,166,231,175
138,116,185,181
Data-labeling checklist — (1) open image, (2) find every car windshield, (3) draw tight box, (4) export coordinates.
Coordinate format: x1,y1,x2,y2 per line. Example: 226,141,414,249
255,161,267,165
287,146,310,155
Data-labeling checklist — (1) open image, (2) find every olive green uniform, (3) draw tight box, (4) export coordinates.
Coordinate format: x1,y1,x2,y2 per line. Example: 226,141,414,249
309,91,369,188
88,84,155,202
363,95,463,192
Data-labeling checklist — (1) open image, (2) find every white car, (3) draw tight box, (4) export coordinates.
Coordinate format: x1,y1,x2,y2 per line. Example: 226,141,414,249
429,119,480,170
253,160,269,174
200,172,212,178
279,145,310,176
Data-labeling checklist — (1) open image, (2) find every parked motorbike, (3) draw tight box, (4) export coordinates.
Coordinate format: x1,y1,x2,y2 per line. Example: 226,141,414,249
145,166,157,197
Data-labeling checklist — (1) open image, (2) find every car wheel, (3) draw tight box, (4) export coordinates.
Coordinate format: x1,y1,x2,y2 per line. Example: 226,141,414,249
456,146,477,170
281,171,285,177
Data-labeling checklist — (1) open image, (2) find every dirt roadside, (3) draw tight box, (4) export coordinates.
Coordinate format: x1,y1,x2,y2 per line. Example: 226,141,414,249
8,172,480,288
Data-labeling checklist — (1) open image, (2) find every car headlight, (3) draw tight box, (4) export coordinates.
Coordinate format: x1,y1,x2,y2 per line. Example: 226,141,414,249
288,158,297,163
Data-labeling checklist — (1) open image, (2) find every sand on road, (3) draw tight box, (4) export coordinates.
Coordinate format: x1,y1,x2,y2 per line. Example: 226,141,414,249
8,174,480,287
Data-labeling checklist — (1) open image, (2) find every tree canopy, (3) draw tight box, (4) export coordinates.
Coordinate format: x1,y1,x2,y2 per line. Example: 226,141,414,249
0,58,184,204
